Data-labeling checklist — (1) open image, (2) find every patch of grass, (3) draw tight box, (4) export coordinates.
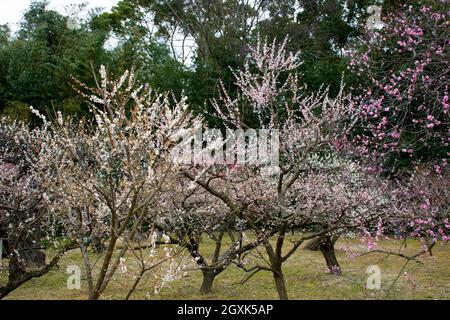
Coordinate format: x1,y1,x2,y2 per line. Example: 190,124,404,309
2,236,450,300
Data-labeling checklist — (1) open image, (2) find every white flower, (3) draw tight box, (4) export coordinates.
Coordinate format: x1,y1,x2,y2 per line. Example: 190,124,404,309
161,234,171,244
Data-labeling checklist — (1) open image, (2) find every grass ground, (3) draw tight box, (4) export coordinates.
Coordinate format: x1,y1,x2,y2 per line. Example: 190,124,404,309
2,235,450,300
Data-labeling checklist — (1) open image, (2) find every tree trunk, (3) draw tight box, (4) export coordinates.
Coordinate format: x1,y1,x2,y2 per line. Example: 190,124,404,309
319,236,342,275
17,227,46,268
1,238,7,259
305,234,339,251
424,238,436,256
272,268,288,300
200,270,217,294
8,254,26,285
89,233,119,300
304,237,322,251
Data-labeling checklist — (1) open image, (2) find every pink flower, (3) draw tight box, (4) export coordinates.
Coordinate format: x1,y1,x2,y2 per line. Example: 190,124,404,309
391,131,400,139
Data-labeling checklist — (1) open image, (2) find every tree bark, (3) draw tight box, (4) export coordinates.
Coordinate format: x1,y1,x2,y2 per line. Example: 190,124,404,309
272,267,288,300
200,270,217,294
305,234,339,251
8,254,27,285
20,248,46,268
319,236,342,275
304,237,322,251
1,238,8,259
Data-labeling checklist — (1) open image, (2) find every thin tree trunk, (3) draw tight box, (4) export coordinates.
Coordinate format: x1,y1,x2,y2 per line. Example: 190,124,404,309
78,240,94,297
425,238,436,256
125,270,145,300
264,226,290,300
89,233,118,300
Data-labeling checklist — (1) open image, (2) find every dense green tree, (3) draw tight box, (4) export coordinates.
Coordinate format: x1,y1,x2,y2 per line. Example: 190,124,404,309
254,0,379,96
99,0,267,125
0,1,111,120
102,0,389,125
93,1,191,99
0,0,427,125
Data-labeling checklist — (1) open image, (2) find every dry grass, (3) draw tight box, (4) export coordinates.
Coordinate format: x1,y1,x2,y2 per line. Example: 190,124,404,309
2,235,450,300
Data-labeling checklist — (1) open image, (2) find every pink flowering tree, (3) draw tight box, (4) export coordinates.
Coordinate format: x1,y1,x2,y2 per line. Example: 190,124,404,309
348,2,449,172
393,166,449,249
179,38,395,299
350,164,449,293
342,2,450,282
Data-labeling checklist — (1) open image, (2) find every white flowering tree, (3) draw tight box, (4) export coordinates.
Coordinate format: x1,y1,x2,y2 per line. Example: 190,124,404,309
0,118,77,299
33,67,197,300
156,175,269,294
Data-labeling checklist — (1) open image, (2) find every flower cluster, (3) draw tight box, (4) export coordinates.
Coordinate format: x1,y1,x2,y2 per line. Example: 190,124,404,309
348,2,449,171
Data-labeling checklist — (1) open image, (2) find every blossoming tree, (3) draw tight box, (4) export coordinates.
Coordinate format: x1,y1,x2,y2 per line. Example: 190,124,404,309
344,1,449,275
156,176,259,294
32,67,197,300
0,118,77,298
180,38,395,299
348,2,449,172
